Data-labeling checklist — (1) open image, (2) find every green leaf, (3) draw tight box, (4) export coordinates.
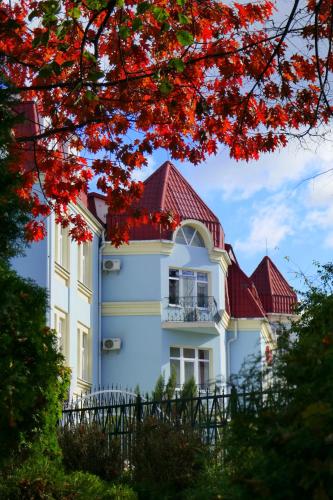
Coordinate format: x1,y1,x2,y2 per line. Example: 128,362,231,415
176,30,194,46
32,31,50,48
159,79,173,96
51,61,61,75
116,0,125,7
85,90,98,101
86,0,108,8
137,2,150,14
38,64,54,79
87,69,104,81
161,22,170,32
169,58,185,72
28,10,39,21
68,6,81,19
119,25,130,39
177,0,186,6
62,60,75,68
152,7,169,23
132,17,143,31
83,51,97,63
178,13,190,25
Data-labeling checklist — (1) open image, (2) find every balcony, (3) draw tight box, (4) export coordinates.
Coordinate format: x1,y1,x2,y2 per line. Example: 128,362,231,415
162,296,223,334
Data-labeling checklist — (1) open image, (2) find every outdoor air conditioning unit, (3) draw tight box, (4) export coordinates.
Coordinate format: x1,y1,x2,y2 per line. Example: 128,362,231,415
102,338,122,351
103,259,121,272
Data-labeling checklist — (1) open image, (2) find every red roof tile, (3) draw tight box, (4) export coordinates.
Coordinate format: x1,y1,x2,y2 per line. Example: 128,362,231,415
13,101,41,173
88,192,108,224
250,256,297,314
107,161,224,247
227,254,266,318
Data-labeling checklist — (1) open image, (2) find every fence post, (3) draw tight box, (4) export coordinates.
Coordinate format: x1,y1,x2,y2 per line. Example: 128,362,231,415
136,394,142,425
229,385,238,419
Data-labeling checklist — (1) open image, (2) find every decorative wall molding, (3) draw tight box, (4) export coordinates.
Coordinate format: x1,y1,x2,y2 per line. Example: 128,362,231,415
209,248,231,274
103,240,174,256
219,310,230,330
54,261,70,285
102,301,161,316
74,201,104,235
77,280,92,304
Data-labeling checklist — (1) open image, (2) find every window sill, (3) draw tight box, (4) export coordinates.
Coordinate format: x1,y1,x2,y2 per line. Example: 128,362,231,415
55,262,70,284
77,377,92,391
78,280,92,303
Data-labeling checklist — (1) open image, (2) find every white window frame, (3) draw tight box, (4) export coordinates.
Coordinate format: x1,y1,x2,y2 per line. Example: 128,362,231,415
169,268,209,306
170,347,211,388
55,223,69,269
77,323,90,383
175,226,205,247
54,308,68,360
78,242,91,288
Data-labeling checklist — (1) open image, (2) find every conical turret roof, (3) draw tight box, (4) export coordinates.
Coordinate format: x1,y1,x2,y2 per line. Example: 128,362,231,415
251,256,297,314
109,161,224,247
227,252,266,319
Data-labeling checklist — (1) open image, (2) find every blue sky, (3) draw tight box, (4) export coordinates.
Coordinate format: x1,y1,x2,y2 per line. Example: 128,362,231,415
132,136,333,293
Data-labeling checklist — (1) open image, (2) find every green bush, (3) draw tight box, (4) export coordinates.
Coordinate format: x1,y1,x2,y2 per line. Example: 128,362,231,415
132,417,207,499
214,263,333,499
0,455,137,499
0,260,69,466
58,423,123,481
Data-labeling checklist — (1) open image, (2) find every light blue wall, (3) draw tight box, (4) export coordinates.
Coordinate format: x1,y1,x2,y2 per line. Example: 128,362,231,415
11,236,48,288
12,206,102,395
102,254,161,302
49,218,101,391
101,315,162,392
227,329,262,382
101,241,228,393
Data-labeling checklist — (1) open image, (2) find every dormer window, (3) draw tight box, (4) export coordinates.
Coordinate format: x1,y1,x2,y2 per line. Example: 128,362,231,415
175,226,205,247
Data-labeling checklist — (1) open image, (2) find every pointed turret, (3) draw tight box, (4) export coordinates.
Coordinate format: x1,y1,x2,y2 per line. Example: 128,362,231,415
107,161,224,247
227,259,266,318
251,256,297,315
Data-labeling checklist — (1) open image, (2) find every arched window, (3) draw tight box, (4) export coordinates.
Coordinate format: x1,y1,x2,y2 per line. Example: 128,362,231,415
175,226,205,247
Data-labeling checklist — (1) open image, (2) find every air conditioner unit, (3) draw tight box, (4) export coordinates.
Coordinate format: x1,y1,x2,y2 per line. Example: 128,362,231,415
102,338,122,351
103,259,121,272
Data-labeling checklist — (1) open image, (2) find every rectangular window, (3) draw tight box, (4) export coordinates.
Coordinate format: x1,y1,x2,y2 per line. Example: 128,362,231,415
55,223,69,269
77,323,90,382
169,269,209,306
54,308,68,360
78,242,91,288
169,347,210,389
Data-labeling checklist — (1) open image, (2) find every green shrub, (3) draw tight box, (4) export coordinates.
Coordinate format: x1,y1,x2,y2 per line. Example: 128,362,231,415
0,455,137,499
0,260,69,466
213,263,333,499
132,417,207,499
58,423,123,481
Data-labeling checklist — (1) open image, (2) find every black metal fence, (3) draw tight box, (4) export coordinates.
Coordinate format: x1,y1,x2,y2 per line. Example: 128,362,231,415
60,387,282,468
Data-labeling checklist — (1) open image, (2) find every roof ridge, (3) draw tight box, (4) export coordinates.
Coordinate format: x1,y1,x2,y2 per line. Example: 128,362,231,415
168,164,220,222
160,161,171,210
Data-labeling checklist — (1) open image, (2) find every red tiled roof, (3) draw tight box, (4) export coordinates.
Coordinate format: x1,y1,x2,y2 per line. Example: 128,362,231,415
88,192,108,224
227,256,266,319
107,161,224,247
13,101,41,173
250,256,297,315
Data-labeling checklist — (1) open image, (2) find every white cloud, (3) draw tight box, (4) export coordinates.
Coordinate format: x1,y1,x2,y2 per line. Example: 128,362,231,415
179,130,333,201
234,196,296,255
301,169,333,248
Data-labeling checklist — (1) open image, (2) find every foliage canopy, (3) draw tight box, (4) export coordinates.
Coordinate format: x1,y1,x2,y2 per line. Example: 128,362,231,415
1,1,333,242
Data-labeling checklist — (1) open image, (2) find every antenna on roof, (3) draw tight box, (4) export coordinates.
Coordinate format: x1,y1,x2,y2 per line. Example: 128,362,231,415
265,238,268,257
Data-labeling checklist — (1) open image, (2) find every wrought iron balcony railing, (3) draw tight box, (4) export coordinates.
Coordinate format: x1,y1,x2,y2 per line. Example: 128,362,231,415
165,296,221,323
